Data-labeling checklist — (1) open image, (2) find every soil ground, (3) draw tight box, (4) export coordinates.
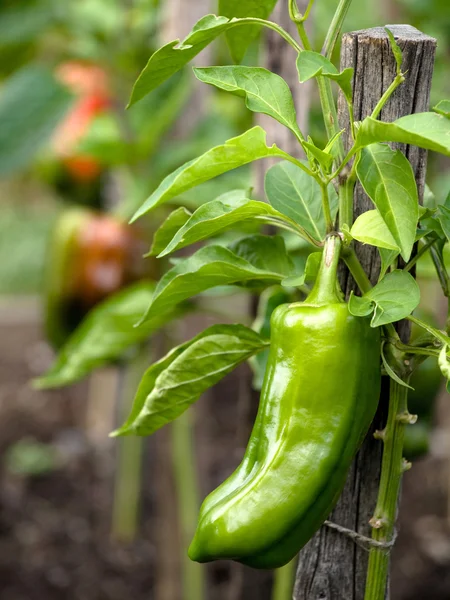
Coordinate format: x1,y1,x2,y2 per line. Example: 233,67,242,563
0,300,449,600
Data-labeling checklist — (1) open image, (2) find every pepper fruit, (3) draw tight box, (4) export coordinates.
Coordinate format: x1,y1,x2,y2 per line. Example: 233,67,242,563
189,235,381,569
43,209,148,349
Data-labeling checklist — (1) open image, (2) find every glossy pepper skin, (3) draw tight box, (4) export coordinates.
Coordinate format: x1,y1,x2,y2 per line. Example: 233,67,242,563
189,236,381,569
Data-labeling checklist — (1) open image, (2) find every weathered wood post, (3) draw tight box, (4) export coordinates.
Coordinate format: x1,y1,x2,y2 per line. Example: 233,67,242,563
294,26,436,600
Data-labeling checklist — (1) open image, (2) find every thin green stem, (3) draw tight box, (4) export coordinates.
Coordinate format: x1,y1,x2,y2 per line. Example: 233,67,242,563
394,341,442,359
319,180,334,232
338,162,357,229
430,244,450,297
233,18,303,53
111,347,148,542
342,246,372,294
172,411,205,600
255,216,323,248
322,0,354,58
288,2,345,163
364,377,410,600
288,0,316,29
347,100,356,141
407,315,450,346
327,146,357,183
316,76,345,162
280,150,317,178
288,0,313,51
371,74,405,120
404,237,438,272
272,559,297,600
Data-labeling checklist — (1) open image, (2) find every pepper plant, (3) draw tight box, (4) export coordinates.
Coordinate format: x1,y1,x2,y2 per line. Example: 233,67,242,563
36,0,450,598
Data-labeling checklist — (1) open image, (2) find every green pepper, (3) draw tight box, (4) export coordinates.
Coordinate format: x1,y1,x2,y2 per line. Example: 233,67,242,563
189,236,381,569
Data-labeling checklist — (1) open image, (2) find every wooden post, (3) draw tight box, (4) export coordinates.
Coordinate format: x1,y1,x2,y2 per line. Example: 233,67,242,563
294,26,436,600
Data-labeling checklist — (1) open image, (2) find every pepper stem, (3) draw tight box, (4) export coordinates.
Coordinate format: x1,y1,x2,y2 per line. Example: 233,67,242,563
306,235,343,305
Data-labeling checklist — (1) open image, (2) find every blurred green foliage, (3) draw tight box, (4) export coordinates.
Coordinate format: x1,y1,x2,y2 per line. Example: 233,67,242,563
4,438,59,476
0,0,448,295
0,201,57,294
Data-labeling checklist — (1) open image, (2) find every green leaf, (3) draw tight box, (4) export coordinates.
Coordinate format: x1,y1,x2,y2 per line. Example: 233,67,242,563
140,238,293,323
365,270,420,327
0,66,73,176
355,112,450,156
379,248,399,278
433,100,450,118
385,28,403,75
158,197,299,257
437,205,450,242
265,160,338,241
112,324,269,437
302,137,334,172
0,4,57,45
324,129,345,155
131,127,289,221
356,143,419,261
229,234,294,277
296,51,353,101
129,15,231,106
148,207,192,257
381,342,413,389
423,184,436,208
34,283,188,388
281,251,321,287
129,71,191,160
194,66,301,138
348,293,375,318
219,0,279,63
350,210,400,251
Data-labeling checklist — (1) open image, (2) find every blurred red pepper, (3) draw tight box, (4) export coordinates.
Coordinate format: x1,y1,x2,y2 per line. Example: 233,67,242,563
52,62,110,183
44,209,149,349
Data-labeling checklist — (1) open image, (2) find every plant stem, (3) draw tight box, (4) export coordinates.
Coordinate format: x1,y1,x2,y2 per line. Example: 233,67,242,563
280,149,318,178
319,179,334,232
272,559,297,600
255,216,323,248
288,0,315,49
404,236,438,272
364,377,410,600
394,341,442,359
171,411,205,600
342,246,372,293
407,315,450,346
338,162,356,228
430,244,450,297
235,18,303,53
371,74,405,120
287,2,345,164
111,347,148,541
322,0,354,58
316,76,345,161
